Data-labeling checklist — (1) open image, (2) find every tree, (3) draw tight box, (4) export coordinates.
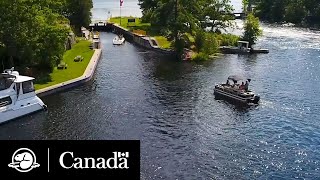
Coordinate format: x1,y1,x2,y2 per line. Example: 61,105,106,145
138,0,235,59
285,0,306,24
202,0,235,33
242,13,262,48
0,0,70,70
65,0,93,34
253,0,320,26
254,0,286,22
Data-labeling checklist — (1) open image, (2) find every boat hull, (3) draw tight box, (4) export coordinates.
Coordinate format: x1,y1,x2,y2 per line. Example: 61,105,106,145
113,38,125,45
214,88,260,105
0,96,46,124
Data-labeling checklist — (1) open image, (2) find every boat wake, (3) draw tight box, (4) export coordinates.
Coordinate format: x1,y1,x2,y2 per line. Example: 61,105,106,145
258,99,309,116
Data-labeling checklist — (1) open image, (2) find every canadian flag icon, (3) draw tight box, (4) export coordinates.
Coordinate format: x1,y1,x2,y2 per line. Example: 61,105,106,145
118,152,129,158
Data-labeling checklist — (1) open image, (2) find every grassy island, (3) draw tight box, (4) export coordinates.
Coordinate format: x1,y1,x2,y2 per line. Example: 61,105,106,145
34,40,94,90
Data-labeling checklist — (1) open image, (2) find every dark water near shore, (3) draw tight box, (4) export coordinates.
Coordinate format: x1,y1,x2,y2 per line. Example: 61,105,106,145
1,0,320,179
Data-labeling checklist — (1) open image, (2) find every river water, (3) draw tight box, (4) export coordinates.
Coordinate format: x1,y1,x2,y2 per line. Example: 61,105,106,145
1,0,320,179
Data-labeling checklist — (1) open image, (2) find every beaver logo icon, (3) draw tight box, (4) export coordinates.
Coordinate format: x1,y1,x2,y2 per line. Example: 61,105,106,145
8,148,40,172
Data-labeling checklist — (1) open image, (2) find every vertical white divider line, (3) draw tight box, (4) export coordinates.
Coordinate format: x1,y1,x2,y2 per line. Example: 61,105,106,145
48,148,50,173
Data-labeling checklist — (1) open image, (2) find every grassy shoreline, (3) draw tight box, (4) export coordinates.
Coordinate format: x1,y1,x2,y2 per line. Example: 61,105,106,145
109,16,240,61
34,40,94,90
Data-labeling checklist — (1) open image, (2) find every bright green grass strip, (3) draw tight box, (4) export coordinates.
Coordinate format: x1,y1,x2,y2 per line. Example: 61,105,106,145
154,36,172,49
34,40,94,90
109,17,150,29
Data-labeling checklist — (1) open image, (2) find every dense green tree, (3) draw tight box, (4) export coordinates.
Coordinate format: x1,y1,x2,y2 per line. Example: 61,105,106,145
242,13,262,48
26,0,68,15
28,0,93,33
285,0,306,24
253,0,320,26
0,0,93,71
65,0,93,34
138,0,234,58
0,0,70,71
202,0,235,33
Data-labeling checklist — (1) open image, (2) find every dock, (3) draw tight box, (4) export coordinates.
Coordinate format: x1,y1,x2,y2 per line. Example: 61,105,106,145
219,41,269,54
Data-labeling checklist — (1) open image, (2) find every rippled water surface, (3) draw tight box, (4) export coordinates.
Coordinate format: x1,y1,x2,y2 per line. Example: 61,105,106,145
1,0,320,179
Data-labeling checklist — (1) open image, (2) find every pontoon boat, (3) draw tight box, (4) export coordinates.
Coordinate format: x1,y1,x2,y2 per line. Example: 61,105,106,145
214,75,260,105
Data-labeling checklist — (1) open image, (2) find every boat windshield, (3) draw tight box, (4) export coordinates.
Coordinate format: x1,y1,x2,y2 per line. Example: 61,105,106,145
0,76,15,90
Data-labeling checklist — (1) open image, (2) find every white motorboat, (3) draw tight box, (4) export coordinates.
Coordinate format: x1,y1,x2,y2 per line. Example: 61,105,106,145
214,75,260,105
113,35,125,45
93,34,100,42
0,68,47,124
92,33,101,49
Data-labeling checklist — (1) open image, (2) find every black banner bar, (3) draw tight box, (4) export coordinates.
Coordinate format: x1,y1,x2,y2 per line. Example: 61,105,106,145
1,140,140,178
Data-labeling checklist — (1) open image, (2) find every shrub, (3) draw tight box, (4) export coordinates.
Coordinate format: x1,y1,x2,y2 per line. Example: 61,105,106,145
203,33,219,55
214,34,240,46
193,52,209,61
195,31,206,52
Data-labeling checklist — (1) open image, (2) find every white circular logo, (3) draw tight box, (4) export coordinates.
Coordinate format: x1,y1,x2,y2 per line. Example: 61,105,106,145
8,148,40,172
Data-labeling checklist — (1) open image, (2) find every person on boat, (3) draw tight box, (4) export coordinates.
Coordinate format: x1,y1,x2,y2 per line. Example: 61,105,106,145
244,80,249,91
239,82,245,90
226,79,230,85
231,80,237,88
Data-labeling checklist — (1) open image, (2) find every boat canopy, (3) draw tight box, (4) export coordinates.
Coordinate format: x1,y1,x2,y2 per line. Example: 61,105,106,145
14,75,34,83
1,73,34,83
228,75,251,83
228,75,243,82
238,41,249,44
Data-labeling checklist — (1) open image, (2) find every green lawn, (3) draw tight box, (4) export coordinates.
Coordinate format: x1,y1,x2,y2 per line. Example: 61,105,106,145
109,17,173,49
154,36,172,49
34,40,94,90
109,17,151,30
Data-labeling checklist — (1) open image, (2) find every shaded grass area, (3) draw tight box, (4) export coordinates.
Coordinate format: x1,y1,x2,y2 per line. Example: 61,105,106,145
34,40,94,90
109,17,173,49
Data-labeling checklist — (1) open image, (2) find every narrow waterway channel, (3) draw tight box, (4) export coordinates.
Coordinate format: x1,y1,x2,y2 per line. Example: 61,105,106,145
1,0,320,179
